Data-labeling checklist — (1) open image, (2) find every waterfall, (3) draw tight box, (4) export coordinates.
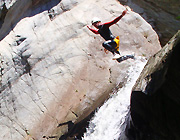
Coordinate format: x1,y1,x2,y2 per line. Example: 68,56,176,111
82,57,147,140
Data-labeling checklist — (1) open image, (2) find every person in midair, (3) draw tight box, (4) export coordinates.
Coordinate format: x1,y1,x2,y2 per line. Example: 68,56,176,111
87,9,127,59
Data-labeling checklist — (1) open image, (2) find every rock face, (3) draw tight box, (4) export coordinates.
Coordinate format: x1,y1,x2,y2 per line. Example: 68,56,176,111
0,0,161,139
118,0,180,46
128,31,180,140
143,0,180,17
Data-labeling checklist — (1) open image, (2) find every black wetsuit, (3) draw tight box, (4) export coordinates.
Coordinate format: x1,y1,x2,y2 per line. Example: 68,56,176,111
98,25,120,54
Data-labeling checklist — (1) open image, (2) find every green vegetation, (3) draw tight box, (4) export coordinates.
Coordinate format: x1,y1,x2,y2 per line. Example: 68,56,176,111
175,15,180,20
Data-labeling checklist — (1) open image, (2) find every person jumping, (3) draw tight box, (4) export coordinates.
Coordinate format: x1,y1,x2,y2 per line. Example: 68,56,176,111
87,9,127,60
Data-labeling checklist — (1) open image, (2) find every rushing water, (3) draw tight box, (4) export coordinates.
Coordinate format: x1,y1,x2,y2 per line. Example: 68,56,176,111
82,57,147,140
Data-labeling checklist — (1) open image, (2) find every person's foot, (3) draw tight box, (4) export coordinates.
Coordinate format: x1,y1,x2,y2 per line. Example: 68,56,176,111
130,53,135,59
112,54,121,60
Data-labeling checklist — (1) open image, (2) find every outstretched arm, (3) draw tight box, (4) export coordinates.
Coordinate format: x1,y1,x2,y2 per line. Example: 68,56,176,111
104,9,127,27
87,25,99,34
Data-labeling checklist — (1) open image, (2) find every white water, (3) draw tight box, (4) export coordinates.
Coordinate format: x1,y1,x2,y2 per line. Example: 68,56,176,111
82,57,147,140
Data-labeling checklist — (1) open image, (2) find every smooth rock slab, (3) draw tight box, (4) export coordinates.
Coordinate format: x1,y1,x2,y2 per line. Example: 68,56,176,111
0,0,161,139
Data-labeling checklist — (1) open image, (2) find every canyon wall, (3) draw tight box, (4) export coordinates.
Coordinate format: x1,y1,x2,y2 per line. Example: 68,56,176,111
129,30,180,140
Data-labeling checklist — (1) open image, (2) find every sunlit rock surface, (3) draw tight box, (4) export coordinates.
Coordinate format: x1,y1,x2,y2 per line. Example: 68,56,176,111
0,0,161,139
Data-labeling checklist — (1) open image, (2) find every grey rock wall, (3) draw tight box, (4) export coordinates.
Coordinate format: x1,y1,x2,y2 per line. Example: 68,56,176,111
119,0,180,46
129,30,180,140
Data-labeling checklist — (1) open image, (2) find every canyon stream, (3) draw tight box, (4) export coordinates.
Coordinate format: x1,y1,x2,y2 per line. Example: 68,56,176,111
82,56,147,140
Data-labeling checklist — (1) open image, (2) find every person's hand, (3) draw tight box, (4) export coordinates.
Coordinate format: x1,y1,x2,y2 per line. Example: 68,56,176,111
104,48,108,54
122,9,127,16
87,25,90,29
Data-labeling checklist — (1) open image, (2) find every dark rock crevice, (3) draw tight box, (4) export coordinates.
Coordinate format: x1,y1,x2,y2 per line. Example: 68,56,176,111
42,111,95,140
127,31,180,140
0,3,8,28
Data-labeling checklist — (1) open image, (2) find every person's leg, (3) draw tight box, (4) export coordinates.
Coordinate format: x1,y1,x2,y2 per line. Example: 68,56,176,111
102,40,117,54
115,49,120,55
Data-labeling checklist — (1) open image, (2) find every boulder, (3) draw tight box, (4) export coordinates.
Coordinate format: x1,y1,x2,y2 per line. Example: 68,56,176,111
0,0,161,139
129,30,180,140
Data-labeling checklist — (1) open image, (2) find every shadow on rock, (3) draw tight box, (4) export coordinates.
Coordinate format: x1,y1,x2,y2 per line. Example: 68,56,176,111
0,0,62,41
